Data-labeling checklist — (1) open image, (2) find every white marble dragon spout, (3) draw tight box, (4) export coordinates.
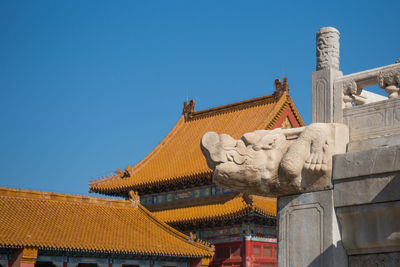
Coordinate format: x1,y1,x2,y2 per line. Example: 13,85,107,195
201,123,349,197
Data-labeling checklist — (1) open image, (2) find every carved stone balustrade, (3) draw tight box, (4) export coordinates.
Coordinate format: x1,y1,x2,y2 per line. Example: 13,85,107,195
334,64,400,108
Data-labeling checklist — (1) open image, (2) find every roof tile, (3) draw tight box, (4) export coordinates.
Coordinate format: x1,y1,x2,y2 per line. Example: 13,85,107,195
0,187,213,257
153,194,277,224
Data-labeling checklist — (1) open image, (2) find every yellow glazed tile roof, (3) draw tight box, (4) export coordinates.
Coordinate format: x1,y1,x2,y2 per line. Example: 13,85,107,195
153,194,277,224
89,87,303,195
0,187,214,257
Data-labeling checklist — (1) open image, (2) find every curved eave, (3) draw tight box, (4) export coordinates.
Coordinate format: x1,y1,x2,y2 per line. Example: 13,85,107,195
0,245,213,258
154,196,277,225
90,171,213,196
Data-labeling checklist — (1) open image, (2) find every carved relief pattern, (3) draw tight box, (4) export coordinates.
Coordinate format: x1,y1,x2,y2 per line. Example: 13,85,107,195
343,79,359,95
378,69,400,99
315,78,328,122
284,203,324,267
316,27,340,70
341,79,359,107
343,98,400,141
349,252,400,267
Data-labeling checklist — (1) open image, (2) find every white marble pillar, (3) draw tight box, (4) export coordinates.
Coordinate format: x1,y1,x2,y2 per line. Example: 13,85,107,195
312,27,343,123
278,190,347,267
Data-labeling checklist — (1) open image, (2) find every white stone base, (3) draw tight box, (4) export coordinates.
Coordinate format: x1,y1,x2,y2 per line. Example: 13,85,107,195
278,190,347,267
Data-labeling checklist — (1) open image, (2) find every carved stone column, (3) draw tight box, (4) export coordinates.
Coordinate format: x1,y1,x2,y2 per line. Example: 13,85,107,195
312,27,343,123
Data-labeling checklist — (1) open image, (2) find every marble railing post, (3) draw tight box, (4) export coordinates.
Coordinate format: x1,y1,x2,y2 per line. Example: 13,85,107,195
312,27,343,123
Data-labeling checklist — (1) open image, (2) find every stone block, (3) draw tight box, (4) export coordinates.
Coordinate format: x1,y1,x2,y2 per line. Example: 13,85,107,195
334,172,400,207
349,252,400,267
348,133,400,152
278,190,347,267
332,145,400,180
336,200,400,255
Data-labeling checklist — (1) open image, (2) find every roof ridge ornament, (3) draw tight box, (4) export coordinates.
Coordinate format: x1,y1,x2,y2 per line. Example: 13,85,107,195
273,77,290,100
242,193,253,205
128,190,140,208
183,99,195,121
188,231,196,242
121,165,132,178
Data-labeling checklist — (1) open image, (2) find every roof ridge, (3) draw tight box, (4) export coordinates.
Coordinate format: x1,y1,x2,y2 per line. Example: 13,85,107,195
264,92,291,129
184,77,290,121
187,94,276,121
0,187,130,207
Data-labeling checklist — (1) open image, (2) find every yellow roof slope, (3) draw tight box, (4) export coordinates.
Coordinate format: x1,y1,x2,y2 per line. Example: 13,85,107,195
153,194,277,225
89,87,303,195
0,187,213,257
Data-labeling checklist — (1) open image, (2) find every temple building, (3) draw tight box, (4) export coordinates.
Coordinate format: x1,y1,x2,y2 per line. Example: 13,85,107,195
89,78,304,267
0,187,214,267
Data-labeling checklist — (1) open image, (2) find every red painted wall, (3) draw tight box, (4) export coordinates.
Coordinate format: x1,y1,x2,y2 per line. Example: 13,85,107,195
209,241,276,267
247,241,277,267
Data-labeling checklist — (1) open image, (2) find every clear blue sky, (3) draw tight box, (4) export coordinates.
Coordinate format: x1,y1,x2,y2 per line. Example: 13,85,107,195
1,1,399,196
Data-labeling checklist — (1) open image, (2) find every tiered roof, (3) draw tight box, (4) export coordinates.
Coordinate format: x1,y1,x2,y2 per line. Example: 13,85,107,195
89,78,303,196
154,194,277,225
0,187,214,258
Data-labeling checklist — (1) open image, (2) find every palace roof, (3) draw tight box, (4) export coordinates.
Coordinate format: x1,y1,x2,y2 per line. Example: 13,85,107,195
89,78,303,196
0,187,214,258
153,194,276,225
